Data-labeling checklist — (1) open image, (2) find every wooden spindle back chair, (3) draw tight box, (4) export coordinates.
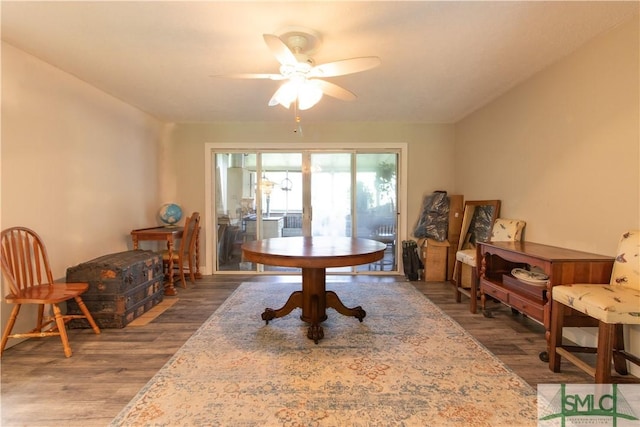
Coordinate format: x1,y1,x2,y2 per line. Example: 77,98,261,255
0,226,100,357
162,212,200,288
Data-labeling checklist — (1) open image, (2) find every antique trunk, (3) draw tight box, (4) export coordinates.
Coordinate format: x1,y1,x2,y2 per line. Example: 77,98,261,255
66,250,164,328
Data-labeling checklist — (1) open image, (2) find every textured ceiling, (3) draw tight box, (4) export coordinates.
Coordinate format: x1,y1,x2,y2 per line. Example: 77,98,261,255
2,1,637,123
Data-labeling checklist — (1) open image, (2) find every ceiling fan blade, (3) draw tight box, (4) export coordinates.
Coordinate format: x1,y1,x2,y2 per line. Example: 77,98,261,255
263,34,297,66
310,57,381,78
315,80,357,101
213,73,285,80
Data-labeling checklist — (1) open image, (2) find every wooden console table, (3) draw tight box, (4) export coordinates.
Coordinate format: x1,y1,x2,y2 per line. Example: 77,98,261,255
478,241,614,361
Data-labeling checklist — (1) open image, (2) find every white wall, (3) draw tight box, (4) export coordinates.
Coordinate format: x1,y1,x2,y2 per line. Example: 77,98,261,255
1,43,165,346
455,18,639,255
454,17,640,373
166,121,456,271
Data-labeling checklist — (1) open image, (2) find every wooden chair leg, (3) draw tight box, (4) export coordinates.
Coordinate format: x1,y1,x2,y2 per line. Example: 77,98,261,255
469,266,478,314
454,260,462,303
180,271,187,288
74,296,101,335
595,321,614,383
52,304,72,358
548,299,565,373
178,258,187,288
1,304,21,356
188,255,196,283
37,304,45,332
613,324,628,375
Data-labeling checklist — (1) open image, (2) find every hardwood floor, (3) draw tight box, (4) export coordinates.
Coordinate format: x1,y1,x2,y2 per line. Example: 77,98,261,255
1,274,602,426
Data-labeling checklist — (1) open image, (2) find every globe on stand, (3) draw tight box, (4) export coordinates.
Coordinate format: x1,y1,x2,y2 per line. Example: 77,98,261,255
158,203,183,227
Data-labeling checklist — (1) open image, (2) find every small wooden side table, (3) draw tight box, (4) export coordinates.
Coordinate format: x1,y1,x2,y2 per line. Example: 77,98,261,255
131,227,184,296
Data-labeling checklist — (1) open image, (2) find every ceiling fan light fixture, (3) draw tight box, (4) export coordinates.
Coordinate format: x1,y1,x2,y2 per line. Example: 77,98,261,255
270,78,323,110
297,80,323,110
270,81,297,109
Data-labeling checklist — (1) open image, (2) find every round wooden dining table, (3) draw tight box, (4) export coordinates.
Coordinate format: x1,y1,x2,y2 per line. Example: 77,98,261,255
241,236,386,343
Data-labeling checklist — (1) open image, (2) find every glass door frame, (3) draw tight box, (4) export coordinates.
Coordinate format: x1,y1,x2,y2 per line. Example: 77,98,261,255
204,142,408,275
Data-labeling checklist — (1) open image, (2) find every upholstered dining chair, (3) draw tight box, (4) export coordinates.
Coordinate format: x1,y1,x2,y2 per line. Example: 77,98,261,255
0,226,100,357
455,215,526,313
549,230,640,383
162,212,200,288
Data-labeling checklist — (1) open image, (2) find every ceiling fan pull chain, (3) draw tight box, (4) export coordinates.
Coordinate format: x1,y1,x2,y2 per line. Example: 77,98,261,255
293,102,303,135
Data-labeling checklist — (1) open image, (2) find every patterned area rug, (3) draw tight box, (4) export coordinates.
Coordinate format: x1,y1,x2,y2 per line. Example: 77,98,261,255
111,282,537,426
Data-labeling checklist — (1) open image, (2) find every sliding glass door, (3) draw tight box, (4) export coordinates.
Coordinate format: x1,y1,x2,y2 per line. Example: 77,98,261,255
211,148,399,274
354,153,398,272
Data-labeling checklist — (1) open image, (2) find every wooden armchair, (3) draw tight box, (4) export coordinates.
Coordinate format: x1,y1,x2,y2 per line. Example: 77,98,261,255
549,230,640,383
162,212,200,288
0,226,100,357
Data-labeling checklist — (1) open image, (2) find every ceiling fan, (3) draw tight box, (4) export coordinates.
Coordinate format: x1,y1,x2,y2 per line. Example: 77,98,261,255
220,28,381,111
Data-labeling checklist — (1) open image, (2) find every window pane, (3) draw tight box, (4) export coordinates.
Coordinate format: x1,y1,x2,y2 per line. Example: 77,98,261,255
311,153,351,238
215,153,255,271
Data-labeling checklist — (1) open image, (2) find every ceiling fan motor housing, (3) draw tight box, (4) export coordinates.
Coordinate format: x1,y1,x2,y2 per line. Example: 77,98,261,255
278,27,322,55
276,28,320,77
279,59,313,78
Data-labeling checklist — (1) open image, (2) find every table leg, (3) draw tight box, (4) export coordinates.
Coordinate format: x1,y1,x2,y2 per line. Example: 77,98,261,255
326,291,366,321
262,268,328,343
262,291,303,323
307,294,324,344
300,268,365,343
262,267,366,343
195,228,202,279
299,268,328,325
301,268,328,344
164,238,178,296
